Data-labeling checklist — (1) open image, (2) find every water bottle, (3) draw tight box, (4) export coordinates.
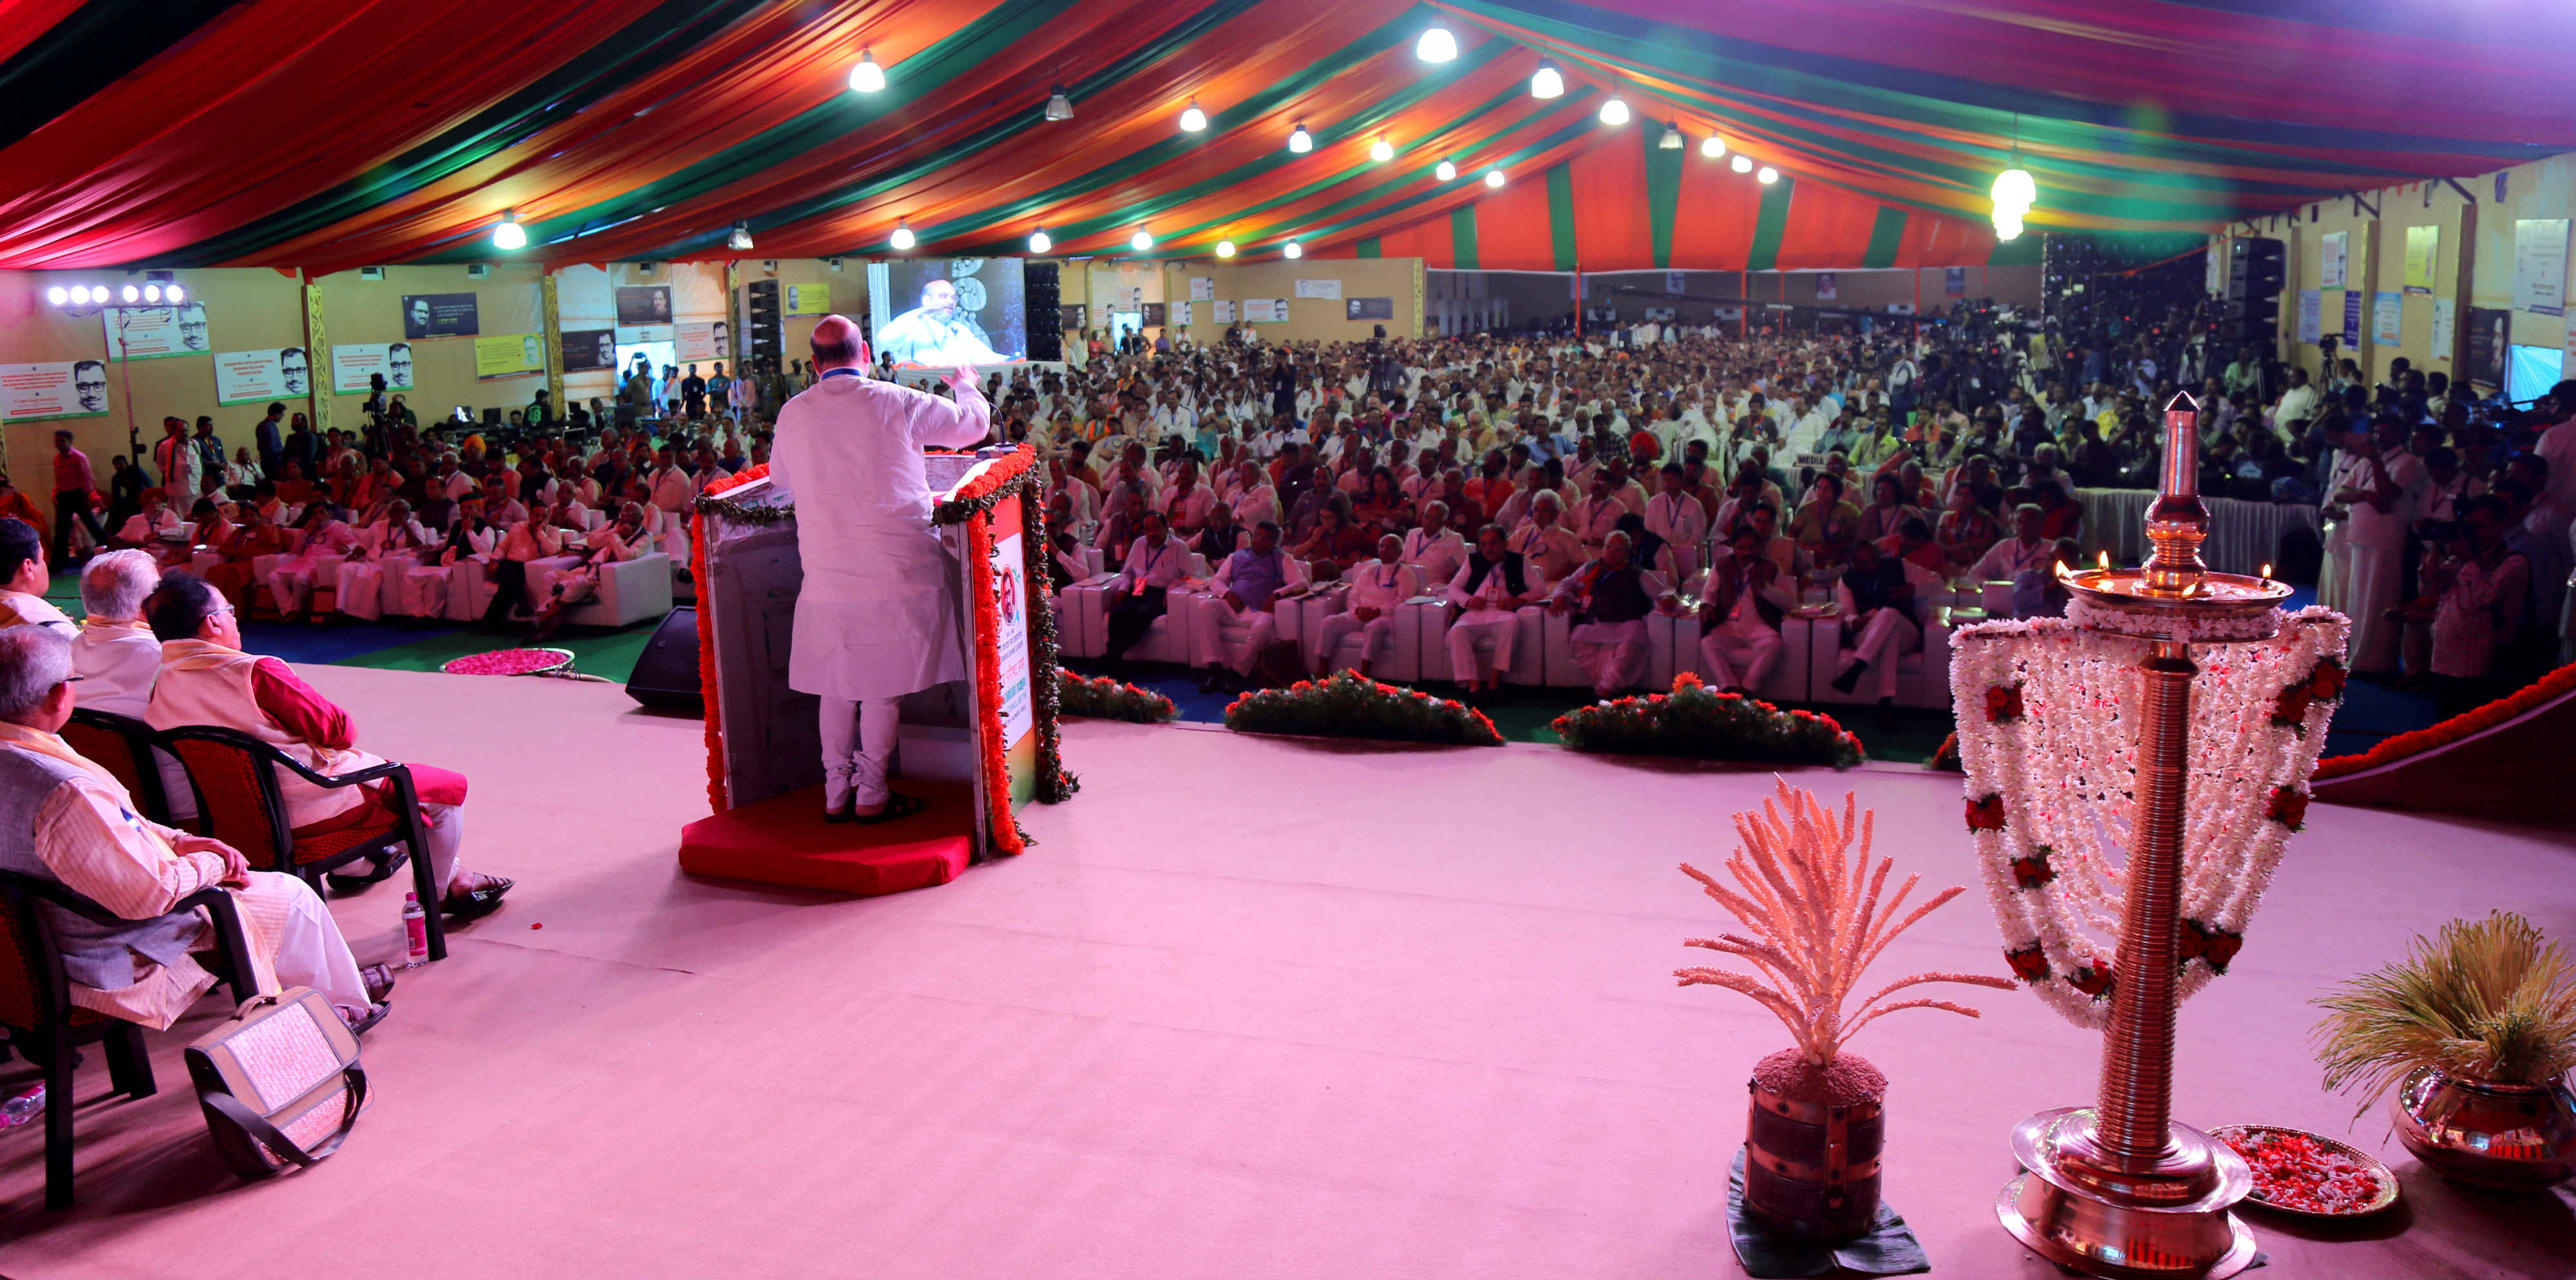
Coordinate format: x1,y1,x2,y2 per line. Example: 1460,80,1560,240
0,1085,41,1129
402,892,429,967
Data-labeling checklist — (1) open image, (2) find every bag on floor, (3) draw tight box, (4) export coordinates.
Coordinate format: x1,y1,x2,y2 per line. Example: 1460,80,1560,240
184,987,366,1179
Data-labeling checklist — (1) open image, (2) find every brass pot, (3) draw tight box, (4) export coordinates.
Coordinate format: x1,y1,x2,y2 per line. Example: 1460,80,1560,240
2392,1065,2576,1188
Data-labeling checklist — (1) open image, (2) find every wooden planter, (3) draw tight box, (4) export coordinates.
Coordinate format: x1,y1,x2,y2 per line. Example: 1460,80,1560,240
1744,1049,1886,1242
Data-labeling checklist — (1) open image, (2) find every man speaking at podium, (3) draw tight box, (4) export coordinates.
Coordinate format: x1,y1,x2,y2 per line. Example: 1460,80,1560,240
771,315,991,823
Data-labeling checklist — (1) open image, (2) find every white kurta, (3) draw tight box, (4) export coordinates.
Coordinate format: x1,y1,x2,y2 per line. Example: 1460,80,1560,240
770,372,992,702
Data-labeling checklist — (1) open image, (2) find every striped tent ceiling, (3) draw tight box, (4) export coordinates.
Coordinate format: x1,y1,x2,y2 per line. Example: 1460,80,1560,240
2,0,2566,274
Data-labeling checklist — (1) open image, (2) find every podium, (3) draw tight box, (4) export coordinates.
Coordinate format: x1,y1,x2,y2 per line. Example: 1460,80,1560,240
676,444,1067,894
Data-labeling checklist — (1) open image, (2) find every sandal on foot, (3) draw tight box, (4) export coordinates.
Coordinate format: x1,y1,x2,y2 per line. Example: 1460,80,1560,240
324,850,408,893
440,877,513,922
847,792,929,826
359,964,397,1004
343,1001,391,1037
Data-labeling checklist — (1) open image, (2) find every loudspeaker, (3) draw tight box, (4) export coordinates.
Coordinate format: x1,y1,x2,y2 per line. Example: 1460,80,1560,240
1027,262,1061,361
626,607,704,711
2222,238,2285,342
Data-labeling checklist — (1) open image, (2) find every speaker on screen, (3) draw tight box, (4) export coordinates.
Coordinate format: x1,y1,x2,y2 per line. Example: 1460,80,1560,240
626,607,704,711
864,258,1030,367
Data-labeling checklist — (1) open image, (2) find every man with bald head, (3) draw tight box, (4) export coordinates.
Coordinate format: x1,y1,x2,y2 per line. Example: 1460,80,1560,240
771,316,992,822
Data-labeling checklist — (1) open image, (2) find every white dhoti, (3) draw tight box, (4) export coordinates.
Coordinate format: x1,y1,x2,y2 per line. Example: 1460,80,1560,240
410,802,468,893
1314,611,1399,670
269,560,323,613
1446,608,1520,682
538,560,604,610
1569,618,1650,696
1838,608,1920,700
819,694,902,808
334,556,414,620
1195,597,1278,674
2344,542,2405,673
2317,520,2350,613
233,871,371,1018
1699,616,1783,692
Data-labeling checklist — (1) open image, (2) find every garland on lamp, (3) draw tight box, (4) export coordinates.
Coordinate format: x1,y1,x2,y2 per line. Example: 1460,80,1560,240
1948,607,2349,1028
1549,673,1865,767
1056,668,1177,722
1225,671,1504,746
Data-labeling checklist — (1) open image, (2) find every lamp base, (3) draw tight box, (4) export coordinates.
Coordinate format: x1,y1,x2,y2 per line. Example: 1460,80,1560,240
1996,1107,2258,1280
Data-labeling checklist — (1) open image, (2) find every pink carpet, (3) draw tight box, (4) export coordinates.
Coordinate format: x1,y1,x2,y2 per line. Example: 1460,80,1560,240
2,666,2570,1277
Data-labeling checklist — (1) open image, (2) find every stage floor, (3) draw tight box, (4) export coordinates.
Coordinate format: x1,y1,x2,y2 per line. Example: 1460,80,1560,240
2,667,2570,1277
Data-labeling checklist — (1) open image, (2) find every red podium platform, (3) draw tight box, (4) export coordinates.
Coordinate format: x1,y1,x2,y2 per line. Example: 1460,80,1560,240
677,781,974,896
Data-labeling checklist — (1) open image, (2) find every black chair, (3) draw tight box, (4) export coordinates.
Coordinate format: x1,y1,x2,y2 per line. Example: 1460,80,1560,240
158,727,446,962
61,709,177,827
0,871,252,1209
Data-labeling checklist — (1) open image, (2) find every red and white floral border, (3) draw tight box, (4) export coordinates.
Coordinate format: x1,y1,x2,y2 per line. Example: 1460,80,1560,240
1948,606,2349,1027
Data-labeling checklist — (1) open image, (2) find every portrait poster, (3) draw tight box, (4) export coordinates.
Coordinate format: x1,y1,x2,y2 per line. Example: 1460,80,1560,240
1293,278,1342,300
1665,271,1685,296
2401,225,2439,294
213,347,311,405
1057,304,1085,331
473,332,546,381
786,283,830,315
330,341,418,394
1345,296,1395,321
1815,272,1837,301
2319,231,2348,289
676,321,727,363
560,329,618,373
1171,300,1191,327
2296,289,2322,343
1140,302,1166,327
1189,277,1214,302
2429,298,2456,363
2511,218,2569,316
103,304,210,360
1112,286,1144,310
1213,300,1235,323
401,292,479,339
615,285,674,325
1241,298,1286,323
2371,291,2402,345
2342,289,2363,344
2463,307,2510,388
1943,266,1967,296
1,361,109,421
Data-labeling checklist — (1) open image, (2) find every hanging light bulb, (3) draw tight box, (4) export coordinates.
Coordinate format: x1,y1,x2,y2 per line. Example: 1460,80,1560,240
492,211,527,251
1179,99,1207,133
1029,227,1051,254
1483,167,1506,189
1730,153,1752,174
726,222,755,251
1216,240,1236,258
1991,164,2036,211
1530,58,1564,99
1598,97,1630,126
1757,165,1779,184
848,48,884,93
1043,84,1074,121
1701,135,1725,158
1435,159,1457,182
1658,121,1684,149
1131,227,1153,251
889,219,915,251
1993,205,2025,242
1283,240,1303,260
143,283,162,303
1287,122,1312,153
120,283,140,303
45,285,67,306
1416,24,1457,62
1369,137,1394,162
166,284,184,304
70,285,92,305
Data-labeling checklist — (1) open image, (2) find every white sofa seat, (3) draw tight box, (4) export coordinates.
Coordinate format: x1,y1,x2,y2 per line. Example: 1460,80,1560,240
1414,600,1545,686
1654,611,1814,703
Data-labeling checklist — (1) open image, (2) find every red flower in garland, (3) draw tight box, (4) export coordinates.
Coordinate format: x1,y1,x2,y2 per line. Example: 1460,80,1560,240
2011,845,2056,890
2178,918,2246,973
2005,945,2050,983
1985,682,2024,723
2067,961,2116,1000
2271,684,2313,728
2266,786,2309,832
2306,658,2347,702
1965,793,2007,832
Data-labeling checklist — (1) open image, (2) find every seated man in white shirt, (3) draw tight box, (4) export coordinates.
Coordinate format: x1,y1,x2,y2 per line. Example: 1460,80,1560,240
1645,462,1712,581
1697,526,1793,695
0,520,76,635
1226,459,1280,530
1511,491,1585,582
1196,521,1292,691
70,550,163,718
1313,535,1419,679
1547,531,1669,698
1965,504,2058,615
1103,510,1191,667
1444,524,1541,694
1401,501,1467,586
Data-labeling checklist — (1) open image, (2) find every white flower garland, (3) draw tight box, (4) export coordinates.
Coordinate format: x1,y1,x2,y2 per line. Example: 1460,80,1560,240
1948,606,2349,1027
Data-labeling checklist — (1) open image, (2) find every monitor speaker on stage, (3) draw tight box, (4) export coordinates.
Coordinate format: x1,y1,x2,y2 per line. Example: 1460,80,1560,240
626,607,703,711
1027,262,1061,361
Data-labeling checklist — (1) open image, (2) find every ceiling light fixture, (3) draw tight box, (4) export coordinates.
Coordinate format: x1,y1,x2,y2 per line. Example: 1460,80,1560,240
1659,121,1684,149
1730,153,1752,173
1757,165,1779,184
1043,84,1074,121
1598,97,1630,126
1435,159,1457,181
1369,137,1394,162
1131,227,1154,251
1700,135,1725,158
1483,167,1505,188
1416,24,1457,62
726,222,755,251
848,48,884,93
492,211,527,251
1283,240,1303,260
1288,122,1312,153
1029,227,1051,254
1530,58,1563,99
1179,99,1207,133
889,219,915,251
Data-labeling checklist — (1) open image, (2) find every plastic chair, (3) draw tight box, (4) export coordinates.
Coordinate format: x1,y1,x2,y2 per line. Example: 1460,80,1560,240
60,709,176,826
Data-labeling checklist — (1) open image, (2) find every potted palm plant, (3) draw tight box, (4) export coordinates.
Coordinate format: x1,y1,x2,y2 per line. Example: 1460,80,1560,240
1677,781,2013,1241
2312,910,2576,1187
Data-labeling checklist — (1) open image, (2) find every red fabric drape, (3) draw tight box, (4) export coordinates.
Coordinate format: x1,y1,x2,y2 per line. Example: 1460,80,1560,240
1466,172,1558,272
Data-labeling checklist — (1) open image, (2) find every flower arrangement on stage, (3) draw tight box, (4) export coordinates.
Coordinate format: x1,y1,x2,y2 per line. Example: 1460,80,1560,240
2313,658,2576,781
1947,607,2349,1027
1678,781,2014,1063
1549,673,1864,767
1054,668,1176,722
1224,671,1503,746
1924,730,1962,772
2312,912,2576,1111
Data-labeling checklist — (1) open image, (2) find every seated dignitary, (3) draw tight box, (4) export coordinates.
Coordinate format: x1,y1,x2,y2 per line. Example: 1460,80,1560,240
1824,536,1920,703
1444,524,1540,694
1313,533,1420,679
1547,530,1669,698
143,572,513,921
69,550,163,718
0,626,390,1033
1196,520,1291,691
1103,509,1191,668
1696,525,1793,696
1401,500,1468,586
0,519,75,635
